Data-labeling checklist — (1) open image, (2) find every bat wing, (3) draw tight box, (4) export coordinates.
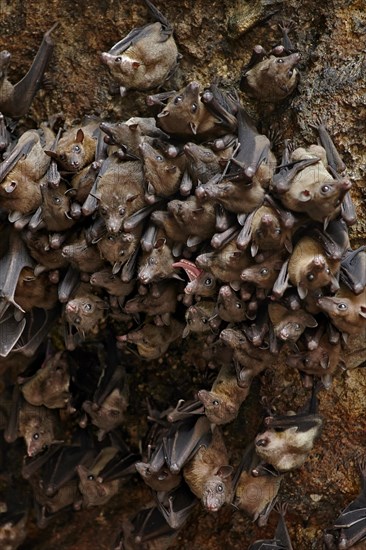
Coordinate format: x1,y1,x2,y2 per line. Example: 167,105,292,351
272,157,319,194
340,246,366,294
163,415,211,474
156,483,197,529
5,24,57,118
96,450,140,483
14,306,60,357
167,399,205,422
132,505,177,543
0,307,26,357
0,132,38,182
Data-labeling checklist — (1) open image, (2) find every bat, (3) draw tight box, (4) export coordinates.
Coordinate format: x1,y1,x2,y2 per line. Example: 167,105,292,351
101,0,180,95
0,23,57,117
197,363,250,425
216,284,247,323
248,503,293,549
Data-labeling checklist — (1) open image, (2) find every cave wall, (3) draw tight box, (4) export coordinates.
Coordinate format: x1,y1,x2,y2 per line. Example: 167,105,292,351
0,0,365,548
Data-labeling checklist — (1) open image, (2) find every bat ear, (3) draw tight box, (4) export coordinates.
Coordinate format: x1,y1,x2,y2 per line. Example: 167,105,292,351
76,129,85,143
182,325,190,338
157,109,169,118
299,189,312,202
189,122,197,135
126,193,140,204
132,61,141,70
216,465,233,479
165,166,177,173
320,355,330,370
297,284,308,300
44,150,59,160
128,123,139,131
154,238,166,249
360,306,366,318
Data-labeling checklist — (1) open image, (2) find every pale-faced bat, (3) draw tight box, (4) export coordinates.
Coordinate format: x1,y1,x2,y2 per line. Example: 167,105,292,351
0,24,57,117
152,81,237,139
101,0,180,95
45,118,99,172
117,317,184,360
233,443,282,526
93,157,146,235
0,127,54,215
216,285,247,323
240,22,300,103
19,350,71,409
183,425,233,512
317,286,366,338
324,458,366,549
197,363,250,425
254,391,322,473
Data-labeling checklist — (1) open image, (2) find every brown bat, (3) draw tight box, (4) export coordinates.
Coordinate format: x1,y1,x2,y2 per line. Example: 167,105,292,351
248,503,294,549
62,234,105,273
0,24,57,117
240,21,300,103
97,227,141,275
272,143,352,226
117,317,184,360
254,390,322,473
101,0,180,95
219,327,273,387
76,447,126,507
182,141,232,195
0,493,28,550
183,426,233,512
152,81,237,139
167,196,217,247
274,236,340,300
183,299,220,338
64,284,109,343
216,285,247,323
139,141,185,202
268,302,318,345
124,280,180,326
173,259,218,301
19,350,71,409
90,268,135,299
138,230,179,284
233,443,282,525
198,363,250,425
45,118,99,172
17,401,60,457
196,236,251,287
240,254,285,295
31,180,76,232
100,116,170,154
23,229,69,272
0,127,54,215
93,156,146,235
317,286,366,338
13,267,59,312
236,203,295,256
286,335,343,389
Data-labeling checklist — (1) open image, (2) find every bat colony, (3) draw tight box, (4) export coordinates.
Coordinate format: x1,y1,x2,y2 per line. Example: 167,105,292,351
0,1,365,548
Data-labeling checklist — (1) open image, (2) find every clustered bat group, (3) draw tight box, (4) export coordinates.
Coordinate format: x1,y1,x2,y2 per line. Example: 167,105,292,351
0,1,365,549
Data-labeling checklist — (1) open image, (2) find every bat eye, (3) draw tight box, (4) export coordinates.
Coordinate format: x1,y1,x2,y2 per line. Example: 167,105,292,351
108,235,115,241
212,399,220,406
33,433,39,440
191,103,198,113
293,323,301,331
275,228,282,235
288,69,293,77
337,303,348,310
73,145,81,153
204,277,213,286
115,56,122,63
83,303,92,312
53,196,61,204
235,302,242,309
100,207,107,215
326,268,330,274
74,317,81,324
174,95,183,104
321,184,331,193
276,58,284,63
87,474,94,480
148,257,157,266
217,484,224,493
155,155,164,162
201,317,208,324
307,273,315,281
260,268,269,276
119,207,125,216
